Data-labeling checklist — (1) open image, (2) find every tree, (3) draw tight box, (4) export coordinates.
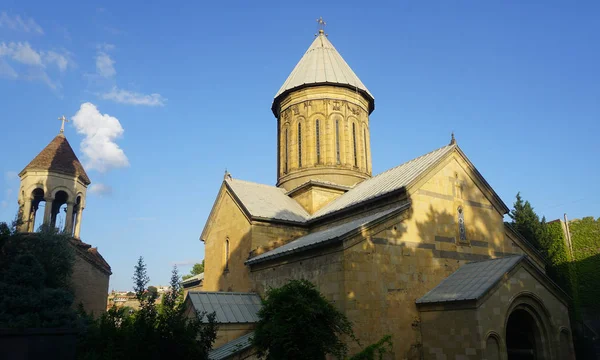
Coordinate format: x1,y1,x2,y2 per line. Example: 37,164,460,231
253,280,393,360
77,257,218,360
182,260,204,281
253,279,354,359
509,192,544,250
0,221,76,328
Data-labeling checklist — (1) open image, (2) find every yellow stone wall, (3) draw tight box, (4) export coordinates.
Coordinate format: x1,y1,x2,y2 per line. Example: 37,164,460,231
71,250,110,317
203,190,253,292
289,185,346,214
246,152,554,359
276,86,372,191
419,264,573,360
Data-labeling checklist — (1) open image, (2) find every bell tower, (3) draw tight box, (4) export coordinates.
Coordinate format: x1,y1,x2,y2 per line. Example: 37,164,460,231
17,116,91,237
272,23,375,192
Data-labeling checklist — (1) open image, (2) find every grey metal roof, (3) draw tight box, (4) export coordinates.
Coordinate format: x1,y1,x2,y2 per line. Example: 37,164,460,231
226,178,310,223
416,255,524,304
181,272,204,286
246,203,409,265
187,292,262,324
274,32,373,104
209,331,254,360
312,144,455,219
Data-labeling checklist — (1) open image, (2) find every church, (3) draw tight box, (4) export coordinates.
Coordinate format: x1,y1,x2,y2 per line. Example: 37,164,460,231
15,121,111,316
195,28,576,359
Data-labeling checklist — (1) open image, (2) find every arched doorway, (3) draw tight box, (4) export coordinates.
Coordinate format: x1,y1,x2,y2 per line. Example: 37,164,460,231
506,309,543,360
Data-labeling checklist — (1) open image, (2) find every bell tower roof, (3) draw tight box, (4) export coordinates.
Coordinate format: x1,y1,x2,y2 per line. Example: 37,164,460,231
272,30,375,116
19,133,91,185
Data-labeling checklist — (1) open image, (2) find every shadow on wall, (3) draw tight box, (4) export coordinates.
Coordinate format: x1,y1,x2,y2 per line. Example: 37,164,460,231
213,179,514,359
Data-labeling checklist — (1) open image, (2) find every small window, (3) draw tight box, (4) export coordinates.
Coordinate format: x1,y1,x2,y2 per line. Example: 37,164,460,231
363,127,368,170
352,123,357,167
298,123,302,167
284,128,288,173
315,119,321,163
458,206,467,242
335,119,341,164
225,238,230,271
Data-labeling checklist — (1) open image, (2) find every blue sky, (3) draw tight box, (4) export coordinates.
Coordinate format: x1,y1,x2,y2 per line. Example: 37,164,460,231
0,1,598,290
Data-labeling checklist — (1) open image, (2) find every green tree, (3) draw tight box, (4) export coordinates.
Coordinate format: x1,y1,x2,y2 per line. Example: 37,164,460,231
253,279,355,360
77,257,218,360
0,221,76,328
182,260,204,281
509,192,545,251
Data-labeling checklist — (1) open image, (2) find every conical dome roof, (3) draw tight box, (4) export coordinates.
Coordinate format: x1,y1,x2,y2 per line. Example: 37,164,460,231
20,133,91,185
272,31,374,115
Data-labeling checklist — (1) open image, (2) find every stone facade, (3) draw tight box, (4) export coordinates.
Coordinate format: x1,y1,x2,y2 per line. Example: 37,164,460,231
199,30,574,359
276,86,372,191
71,246,110,316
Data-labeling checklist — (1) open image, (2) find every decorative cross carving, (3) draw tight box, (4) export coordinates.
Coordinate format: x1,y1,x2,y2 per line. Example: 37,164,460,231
317,17,326,32
58,115,69,133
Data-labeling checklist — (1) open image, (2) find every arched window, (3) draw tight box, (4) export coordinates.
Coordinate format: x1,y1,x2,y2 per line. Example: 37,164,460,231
315,119,321,163
335,119,341,164
458,206,467,242
352,123,357,167
225,238,230,271
484,335,501,360
363,127,368,170
298,123,302,167
284,128,288,173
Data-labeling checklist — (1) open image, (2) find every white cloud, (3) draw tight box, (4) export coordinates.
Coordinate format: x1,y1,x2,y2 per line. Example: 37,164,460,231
72,102,129,172
0,12,44,34
0,42,73,88
101,87,166,106
0,60,17,78
96,52,115,78
88,183,113,196
44,51,70,72
1,200,7,208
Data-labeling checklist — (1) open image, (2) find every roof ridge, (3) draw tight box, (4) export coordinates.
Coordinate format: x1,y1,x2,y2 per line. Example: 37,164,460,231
373,143,455,179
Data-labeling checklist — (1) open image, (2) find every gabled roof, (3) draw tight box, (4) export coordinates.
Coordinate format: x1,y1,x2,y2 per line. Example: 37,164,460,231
20,134,90,185
246,203,410,266
312,144,455,219
226,178,310,223
209,331,254,360
186,291,261,324
182,273,204,287
416,256,524,304
272,31,374,115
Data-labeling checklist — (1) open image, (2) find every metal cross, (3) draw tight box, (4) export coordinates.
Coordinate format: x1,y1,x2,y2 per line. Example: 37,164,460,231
317,17,326,32
58,115,69,133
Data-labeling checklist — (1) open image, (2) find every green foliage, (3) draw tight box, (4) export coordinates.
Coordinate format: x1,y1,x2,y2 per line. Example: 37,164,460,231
570,217,600,312
182,260,204,281
509,192,545,251
77,257,218,360
0,221,76,328
253,279,355,360
348,335,393,360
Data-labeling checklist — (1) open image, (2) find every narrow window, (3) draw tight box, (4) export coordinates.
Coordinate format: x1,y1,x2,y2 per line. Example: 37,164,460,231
284,128,288,173
352,123,357,167
335,120,340,164
315,119,321,163
363,128,368,170
457,206,467,242
298,123,302,167
225,238,230,271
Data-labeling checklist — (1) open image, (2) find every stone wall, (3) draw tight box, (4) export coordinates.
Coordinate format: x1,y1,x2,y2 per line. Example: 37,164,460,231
70,249,110,317
276,86,372,190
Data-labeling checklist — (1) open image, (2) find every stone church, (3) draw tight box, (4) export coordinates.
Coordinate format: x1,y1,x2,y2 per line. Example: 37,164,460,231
197,29,576,359
15,125,111,316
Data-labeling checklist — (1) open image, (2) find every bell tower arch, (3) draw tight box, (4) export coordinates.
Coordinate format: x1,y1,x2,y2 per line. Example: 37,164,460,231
17,122,90,237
